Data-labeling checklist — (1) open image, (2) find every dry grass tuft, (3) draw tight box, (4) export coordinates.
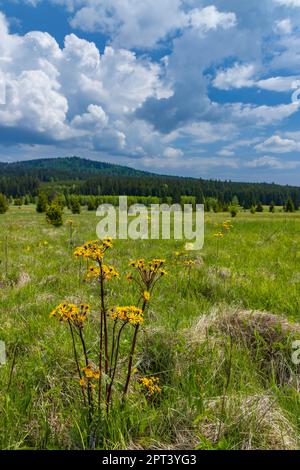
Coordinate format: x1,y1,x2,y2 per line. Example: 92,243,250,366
16,272,31,288
200,393,298,450
189,305,300,386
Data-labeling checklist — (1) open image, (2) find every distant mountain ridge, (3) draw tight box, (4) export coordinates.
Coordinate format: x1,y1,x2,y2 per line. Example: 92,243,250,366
0,156,154,180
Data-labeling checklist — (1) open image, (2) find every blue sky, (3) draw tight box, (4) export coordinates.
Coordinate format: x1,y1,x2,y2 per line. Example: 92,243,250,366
1,1,300,184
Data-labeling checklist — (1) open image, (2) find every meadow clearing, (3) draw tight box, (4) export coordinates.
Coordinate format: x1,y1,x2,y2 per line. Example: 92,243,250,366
1,205,300,450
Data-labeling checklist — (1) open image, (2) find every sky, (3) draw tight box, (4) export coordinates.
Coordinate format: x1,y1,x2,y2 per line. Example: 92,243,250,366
1,1,300,183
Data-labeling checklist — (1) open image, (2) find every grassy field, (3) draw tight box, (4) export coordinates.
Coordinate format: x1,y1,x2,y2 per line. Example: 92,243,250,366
1,205,300,450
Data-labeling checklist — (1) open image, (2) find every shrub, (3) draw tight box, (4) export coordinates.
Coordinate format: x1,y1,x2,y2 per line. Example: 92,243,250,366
87,197,96,211
46,203,63,227
229,205,238,218
36,192,48,213
14,198,23,206
0,193,8,214
256,202,264,213
285,197,295,213
70,197,81,214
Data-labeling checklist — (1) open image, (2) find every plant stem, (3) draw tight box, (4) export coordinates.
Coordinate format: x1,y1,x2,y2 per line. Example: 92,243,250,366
122,299,147,401
99,261,109,399
109,319,118,376
79,328,93,421
122,325,139,400
106,322,127,413
68,321,86,407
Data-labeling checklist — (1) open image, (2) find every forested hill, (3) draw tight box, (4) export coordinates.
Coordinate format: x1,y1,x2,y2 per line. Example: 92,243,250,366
0,156,300,208
0,156,152,180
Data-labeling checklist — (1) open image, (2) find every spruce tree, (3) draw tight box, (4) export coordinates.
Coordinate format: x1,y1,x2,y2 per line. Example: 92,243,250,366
36,192,48,213
0,193,8,214
285,197,295,213
256,202,264,213
46,203,63,227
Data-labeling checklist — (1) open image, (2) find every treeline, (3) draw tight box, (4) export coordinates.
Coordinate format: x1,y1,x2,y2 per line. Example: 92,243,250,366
0,175,40,197
1,157,300,208
79,175,300,208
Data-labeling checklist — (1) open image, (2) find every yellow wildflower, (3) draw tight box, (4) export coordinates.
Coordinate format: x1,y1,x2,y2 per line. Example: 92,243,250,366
109,306,144,326
86,264,119,281
129,258,166,292
214,232,224,239
143,291,151,301
139,376,162,396
74,238,113,261
184,260,195,267
126,272,133,282
50,302,90,328
79,378,86,387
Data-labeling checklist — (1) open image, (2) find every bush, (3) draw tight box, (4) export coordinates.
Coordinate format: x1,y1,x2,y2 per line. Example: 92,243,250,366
70,197,81,214
24,195,30,205
14,198,23,206
285,197,295,213
87,197,96,211
229,205,238,218
0,193,8,214
36,192,48,213
46,203,63,227
256,202,264,213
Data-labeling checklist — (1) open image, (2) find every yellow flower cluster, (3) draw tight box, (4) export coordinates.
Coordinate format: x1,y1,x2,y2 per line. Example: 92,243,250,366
50,302,90,328
109,306,144,325
127,258,167,298
222,220,233,231
184,260,195,267
139,376,162,396
74,238,113,261
80,364,100,388
129,258,167,284
214,220,233,239
129,258,165,271
213,232,224,239
86,264,119,281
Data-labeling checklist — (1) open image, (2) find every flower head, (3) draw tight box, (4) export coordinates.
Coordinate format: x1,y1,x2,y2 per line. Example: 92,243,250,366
184,260,195,267
109,306,144,326
128,258,166,290
139,376,162,397
86,264,119,281
82,364,100,380
74,238,113,261
214,232,224,239
50,302,90,328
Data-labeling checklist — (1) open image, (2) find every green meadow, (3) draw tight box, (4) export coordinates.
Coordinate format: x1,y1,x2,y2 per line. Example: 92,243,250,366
1,205,300,450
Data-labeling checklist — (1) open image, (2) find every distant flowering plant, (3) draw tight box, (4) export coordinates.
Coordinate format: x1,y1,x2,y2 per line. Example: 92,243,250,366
213,220,233,256
138,376,162,399
50,238,166,424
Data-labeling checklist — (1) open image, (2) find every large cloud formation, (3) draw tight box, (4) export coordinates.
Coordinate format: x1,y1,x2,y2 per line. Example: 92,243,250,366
2,1,300,180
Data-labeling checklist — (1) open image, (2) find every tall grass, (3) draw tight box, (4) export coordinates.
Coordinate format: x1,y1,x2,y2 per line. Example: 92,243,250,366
0,206,300,449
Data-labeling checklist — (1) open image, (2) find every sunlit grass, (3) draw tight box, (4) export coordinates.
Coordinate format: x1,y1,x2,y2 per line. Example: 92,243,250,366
1,206,300,449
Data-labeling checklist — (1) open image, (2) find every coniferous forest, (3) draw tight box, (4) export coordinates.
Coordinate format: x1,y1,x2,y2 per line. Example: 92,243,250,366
0,156,299,209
